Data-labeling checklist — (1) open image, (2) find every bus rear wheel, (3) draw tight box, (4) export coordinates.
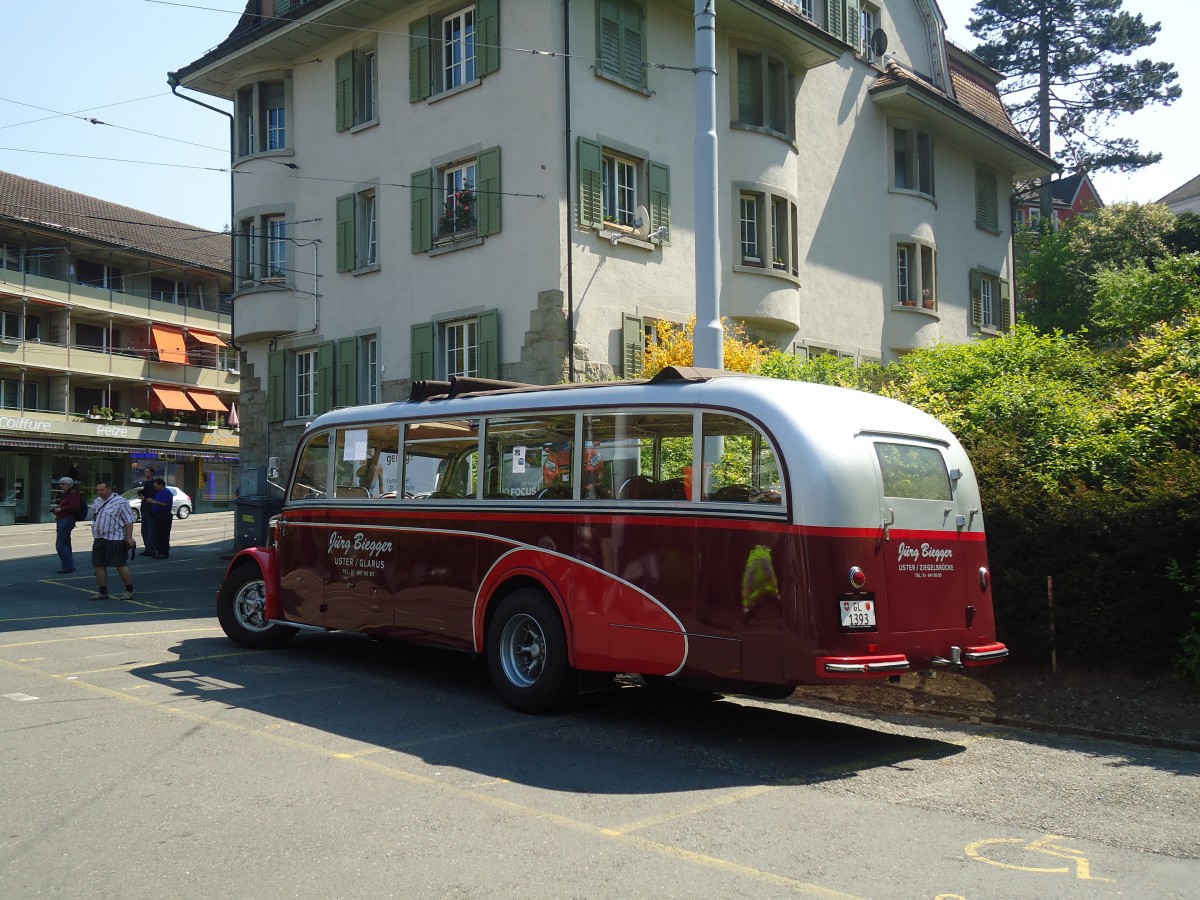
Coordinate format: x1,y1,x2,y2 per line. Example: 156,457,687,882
487,589,576,713
217,564,296,650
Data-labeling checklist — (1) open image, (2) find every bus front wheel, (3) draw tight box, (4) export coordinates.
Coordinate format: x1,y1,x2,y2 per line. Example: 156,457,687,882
217,565,296,650
487,589,576,713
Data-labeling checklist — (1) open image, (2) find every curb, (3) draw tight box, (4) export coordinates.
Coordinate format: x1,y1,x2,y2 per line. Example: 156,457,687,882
790,695,1200,754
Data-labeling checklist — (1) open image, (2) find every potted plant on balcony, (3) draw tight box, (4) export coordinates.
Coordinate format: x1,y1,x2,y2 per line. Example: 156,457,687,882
436,185,476,240
921,288,935,310
88,406,115,421
128,407,150,424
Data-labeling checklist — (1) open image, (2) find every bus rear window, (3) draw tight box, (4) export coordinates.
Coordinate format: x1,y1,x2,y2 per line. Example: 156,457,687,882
874,442,952,500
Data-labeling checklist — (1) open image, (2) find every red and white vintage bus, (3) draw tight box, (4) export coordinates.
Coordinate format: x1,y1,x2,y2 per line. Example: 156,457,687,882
217,367,1006,712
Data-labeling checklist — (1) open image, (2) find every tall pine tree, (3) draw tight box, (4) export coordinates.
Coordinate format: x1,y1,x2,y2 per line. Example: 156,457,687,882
969,0,1180,219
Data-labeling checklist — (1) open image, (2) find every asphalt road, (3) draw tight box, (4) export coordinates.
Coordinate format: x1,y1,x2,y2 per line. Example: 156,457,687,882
2,513,1198,899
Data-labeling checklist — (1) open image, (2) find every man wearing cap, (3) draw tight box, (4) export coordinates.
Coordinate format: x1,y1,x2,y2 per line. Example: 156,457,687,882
88,481,137,601
52,477,83,574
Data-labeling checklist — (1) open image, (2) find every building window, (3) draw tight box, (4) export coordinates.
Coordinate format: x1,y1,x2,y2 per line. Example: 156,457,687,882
1,378,37,410
411,147,501,252
439,161,477,237
577,138,670,243
971,268,1010,332
892,126,934,196
410,3,498,101
596,0,646,89
236,79,289,157
736,188,798,275
365,335,380,403
740,193,761,263
336,46,378,131
444,318,479,378
265,216,287,279
150,277,189,305
411,309,498,381
735,49,791,135
860,3,881,59
337,190,378,272
237,213,290,285
975,164,999,232
0,242,21,271
602,153,638,227
443,7,476,89
296,348,318,418
799,0,815,20
75,259,124,292
895,241,936,310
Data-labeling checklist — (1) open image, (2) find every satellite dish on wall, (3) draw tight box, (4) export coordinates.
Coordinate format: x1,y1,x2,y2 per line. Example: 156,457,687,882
870,28,889,58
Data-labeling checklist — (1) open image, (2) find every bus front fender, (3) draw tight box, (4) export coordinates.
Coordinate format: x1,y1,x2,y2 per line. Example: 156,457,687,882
221,547,282,621
475,548,687,676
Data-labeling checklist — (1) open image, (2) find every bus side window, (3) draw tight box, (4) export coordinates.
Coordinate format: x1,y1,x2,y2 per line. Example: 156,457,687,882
290,432,331,501
333,424,400,498
701,413,782,504
402,420,478,499
485,414,578,500
583,412,693,501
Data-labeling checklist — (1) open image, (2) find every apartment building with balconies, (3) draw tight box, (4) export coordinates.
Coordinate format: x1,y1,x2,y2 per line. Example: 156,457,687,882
174,0,1055,473
0,170,239,524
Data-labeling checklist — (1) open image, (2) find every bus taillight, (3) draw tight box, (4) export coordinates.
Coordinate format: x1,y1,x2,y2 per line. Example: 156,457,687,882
848,566,867,590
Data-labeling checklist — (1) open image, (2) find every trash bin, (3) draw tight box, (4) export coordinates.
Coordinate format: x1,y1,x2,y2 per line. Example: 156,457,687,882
234,497,283,551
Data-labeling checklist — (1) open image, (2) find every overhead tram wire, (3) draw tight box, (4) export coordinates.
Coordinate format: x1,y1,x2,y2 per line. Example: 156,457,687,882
0,96,227,153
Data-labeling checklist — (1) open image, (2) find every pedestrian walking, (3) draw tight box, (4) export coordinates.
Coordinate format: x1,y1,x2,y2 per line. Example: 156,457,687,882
137,466,157,556
88,481,137,601
52,476,83,573
149,477,173,558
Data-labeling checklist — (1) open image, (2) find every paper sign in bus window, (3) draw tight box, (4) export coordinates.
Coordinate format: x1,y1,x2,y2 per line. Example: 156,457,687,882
343,429,368,461
513,446,527,473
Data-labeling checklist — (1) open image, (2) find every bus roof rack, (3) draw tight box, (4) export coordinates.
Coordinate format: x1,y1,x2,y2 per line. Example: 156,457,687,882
649,366,743,384
409,380,452,402
408,376,538,402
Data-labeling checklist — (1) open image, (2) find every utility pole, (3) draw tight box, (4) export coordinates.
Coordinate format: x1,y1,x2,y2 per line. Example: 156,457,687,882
693,0,722,369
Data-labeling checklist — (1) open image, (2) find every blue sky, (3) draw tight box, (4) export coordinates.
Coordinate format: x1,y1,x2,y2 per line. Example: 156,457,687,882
1,0,1194,235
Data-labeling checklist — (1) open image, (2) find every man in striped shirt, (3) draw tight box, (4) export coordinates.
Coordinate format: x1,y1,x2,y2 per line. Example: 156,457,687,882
89,481,137,601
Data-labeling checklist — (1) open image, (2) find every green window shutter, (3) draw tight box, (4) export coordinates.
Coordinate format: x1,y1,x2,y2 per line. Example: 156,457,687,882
411,323,435,381
337,336,358,407
622,313,645,377
409,16,432,102
316,341,336,415
828,1,844,44
267,349,285,422
648,160,670,244
336,194,356,272
845,2,860,51
969,268,983,327
476,146,502,236
621,1,646,87
597,0,621,80
477,0,500,77
335,52,354,131
478,309,499,379
1000,278,1012,331
277,0,292,14
410,168,434,253
577,137,603,228
975,166,999,231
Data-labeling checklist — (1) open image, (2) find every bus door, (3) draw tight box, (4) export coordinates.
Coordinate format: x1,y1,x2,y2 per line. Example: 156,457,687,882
278,431,332,625
322,425,401,634
393,421,481,645
868,438,975,634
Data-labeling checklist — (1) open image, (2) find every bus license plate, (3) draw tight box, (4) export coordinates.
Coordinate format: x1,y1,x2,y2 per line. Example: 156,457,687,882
840,598,875,628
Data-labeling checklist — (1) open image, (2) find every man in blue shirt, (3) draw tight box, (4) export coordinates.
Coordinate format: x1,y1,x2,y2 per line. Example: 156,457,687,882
149,478,174,558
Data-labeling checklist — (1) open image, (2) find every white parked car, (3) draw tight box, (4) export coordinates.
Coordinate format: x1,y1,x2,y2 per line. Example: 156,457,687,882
122,486,192,521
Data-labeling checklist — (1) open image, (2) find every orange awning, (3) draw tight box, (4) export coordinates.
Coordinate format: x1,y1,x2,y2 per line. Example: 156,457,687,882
188,330,228,347
151,325,189,364
152,385,197,412
188,391,229,412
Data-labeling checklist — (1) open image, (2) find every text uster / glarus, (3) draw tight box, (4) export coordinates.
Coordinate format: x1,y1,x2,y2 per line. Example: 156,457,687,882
328,530,393,570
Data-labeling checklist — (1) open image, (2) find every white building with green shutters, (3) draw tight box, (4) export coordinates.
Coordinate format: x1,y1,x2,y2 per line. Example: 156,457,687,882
174,0,1055,471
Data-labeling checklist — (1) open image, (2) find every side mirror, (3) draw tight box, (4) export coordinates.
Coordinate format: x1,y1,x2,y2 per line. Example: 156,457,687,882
268,456,281,480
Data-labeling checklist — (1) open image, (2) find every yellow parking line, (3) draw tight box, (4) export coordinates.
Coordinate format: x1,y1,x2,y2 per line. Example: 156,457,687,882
1,654,862,899
0,626,222,649
605,784,780,835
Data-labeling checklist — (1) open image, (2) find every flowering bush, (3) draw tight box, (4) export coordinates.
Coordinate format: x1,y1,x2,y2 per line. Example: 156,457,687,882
438,185,476,236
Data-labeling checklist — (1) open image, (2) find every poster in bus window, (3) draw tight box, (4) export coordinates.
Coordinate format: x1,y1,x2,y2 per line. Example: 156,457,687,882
380,452,400,496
